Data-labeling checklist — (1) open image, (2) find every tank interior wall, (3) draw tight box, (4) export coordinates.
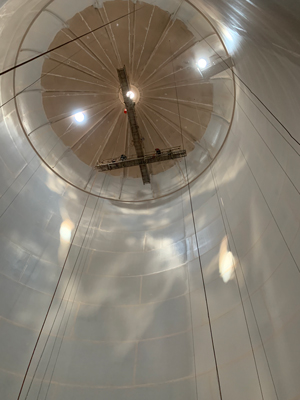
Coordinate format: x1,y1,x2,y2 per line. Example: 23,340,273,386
0,0,300,399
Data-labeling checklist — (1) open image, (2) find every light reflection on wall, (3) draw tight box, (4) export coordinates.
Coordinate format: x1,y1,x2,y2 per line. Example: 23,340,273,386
219,237,236,283
58,219,75,263
60,219,74,243
220,25,241,54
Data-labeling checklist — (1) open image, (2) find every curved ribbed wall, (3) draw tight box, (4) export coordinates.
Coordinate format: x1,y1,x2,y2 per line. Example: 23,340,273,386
0,0,300,399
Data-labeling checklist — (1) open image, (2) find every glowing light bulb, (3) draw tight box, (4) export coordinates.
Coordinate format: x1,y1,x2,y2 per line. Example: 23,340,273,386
126,91,135,99
74,112,85,122
197,58,208,70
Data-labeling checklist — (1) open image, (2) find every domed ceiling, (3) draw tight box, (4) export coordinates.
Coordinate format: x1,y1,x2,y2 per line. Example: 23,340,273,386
41,1,213,178
14,0,235,201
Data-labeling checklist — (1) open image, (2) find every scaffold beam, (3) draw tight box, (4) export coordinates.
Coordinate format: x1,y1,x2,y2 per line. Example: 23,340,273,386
95,148,187,172
117,66,151,184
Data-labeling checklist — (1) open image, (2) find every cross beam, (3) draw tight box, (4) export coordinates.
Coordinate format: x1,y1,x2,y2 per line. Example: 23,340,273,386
201,56,234,80
117,66,151,184
95,147,187,172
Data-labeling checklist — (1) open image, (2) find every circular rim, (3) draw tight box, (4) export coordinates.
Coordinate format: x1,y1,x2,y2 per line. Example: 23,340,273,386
12,0,236,203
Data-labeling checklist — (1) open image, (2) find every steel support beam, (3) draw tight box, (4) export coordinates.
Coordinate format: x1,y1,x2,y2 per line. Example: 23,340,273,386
95,148,187,172
201,56,234,80
117,66,151,184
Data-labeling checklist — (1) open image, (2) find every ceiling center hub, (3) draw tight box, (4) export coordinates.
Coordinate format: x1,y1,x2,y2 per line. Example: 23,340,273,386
119,84,141,105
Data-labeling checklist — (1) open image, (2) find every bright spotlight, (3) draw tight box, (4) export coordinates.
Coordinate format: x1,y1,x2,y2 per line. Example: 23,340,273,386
126,91,135,100
74,112,85,122
197,58,208,70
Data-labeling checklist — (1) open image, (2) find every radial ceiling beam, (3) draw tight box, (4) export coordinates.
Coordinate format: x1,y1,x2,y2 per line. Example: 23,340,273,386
117,65,151,184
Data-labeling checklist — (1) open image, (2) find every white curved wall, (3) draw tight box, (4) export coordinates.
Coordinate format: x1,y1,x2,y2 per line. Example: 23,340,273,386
0,0,300,399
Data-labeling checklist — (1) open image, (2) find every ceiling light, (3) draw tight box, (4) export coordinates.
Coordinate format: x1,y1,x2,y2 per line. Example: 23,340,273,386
74,112,85,122
197,58,208,70
126,91,135,100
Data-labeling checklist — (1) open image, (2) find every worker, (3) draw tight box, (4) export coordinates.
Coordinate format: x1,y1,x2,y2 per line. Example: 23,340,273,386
155,148,161,155
120,154,127,161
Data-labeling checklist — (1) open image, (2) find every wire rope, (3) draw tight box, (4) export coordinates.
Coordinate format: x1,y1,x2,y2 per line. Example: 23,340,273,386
0,7,144,78
184,14,297,399
182,14,288,398
42,198,104,400
188,24,282,398
224,81,300,197
170,40,223,400
11,5,294,399
188,20,300,151
210,168,266,399
17,175,98,400
193,19,300,276
34,180,105,400
220,69,300,277
0,9,142,111
210,166,279,399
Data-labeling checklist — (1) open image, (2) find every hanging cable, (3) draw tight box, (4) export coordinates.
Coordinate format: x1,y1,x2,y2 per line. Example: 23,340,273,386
182,17,295,398
193,23,300,277
0,7,144,78
1,50,78,110
226,81,300,196
0,9,143,111
41,196,105,400
170,40,223,400
210,166,279,400
34,182,105,400
201,32,300,277
17,174,98,400
188,22,300,150
0,14,121,207
22,172,107,400
230,77,300,156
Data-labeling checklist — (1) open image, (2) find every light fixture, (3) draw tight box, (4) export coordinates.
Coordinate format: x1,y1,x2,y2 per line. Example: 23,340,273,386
126,91,135,100
74,112,85,122
197,58,208,70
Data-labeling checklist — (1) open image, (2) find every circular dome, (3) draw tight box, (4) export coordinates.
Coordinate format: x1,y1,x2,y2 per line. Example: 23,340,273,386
14,0,235,201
